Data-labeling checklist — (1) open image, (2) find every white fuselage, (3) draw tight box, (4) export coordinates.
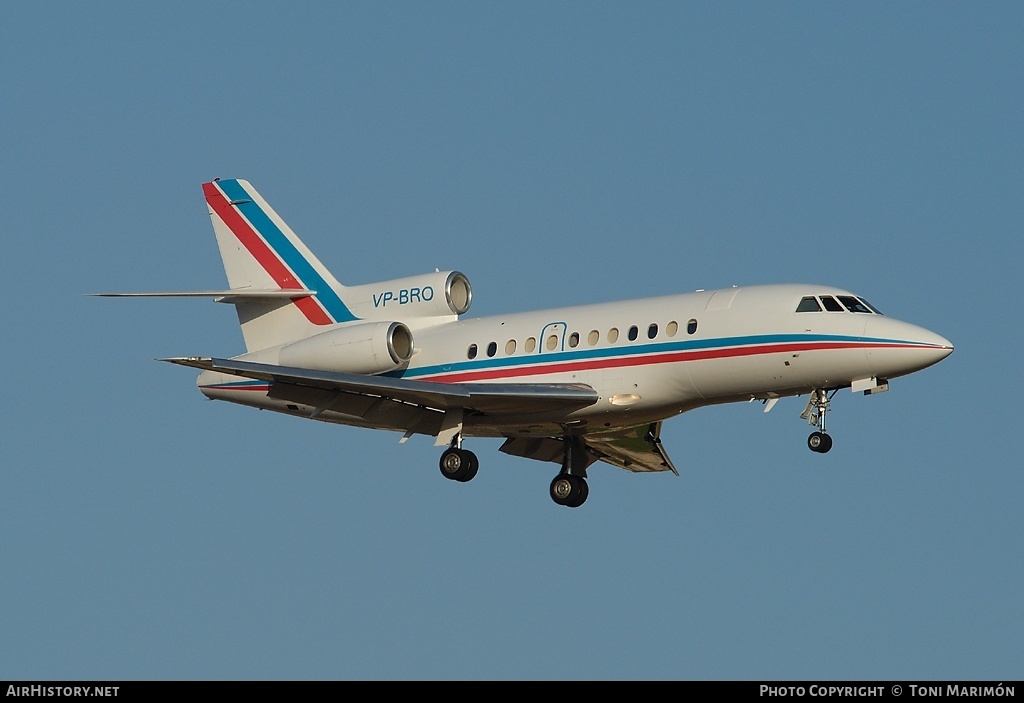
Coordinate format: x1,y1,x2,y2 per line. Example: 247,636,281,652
198,283,953,439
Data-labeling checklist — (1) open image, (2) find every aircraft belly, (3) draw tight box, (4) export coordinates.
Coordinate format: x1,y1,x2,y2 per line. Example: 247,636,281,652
790,317,871,388
792,347,872,389
436,362,701,436
687,351,808,399
687,344,874,399
490,364,697,409
463,403,698,440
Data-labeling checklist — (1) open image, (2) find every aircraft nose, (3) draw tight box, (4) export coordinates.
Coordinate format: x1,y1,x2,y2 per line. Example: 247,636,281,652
865,317,953,379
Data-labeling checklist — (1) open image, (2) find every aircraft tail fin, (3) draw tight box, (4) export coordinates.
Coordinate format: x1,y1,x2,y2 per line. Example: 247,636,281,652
203,179,358,351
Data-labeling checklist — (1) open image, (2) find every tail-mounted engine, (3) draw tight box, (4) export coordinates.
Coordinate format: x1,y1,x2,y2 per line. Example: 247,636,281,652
278,321,414,375
342,270,472,320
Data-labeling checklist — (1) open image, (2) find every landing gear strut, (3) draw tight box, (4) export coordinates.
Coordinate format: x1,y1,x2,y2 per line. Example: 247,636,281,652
549,436,590,508
802,388,835,454
439,435,479,482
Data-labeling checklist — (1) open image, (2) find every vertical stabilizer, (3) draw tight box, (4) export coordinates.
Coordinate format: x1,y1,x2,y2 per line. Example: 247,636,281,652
203,179,357,351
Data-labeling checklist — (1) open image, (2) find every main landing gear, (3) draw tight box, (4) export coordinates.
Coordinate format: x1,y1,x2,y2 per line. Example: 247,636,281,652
550,473,588,508
437,433,591,508
549,436,589,508
802,388,836,454
439,436,478,482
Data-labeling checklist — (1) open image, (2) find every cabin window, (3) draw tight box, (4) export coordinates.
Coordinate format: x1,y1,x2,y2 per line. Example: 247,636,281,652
820,295,844,312
505,339,516,355
687,318,698,334
467,344,478,359
588,330,600,346
666,321,678,337
525,337,537,353
608,328,619,343
487,341,497,357
647,323,658,339
628,325,639,341
546,334,559,351
796,296,822,312
838,295,872,313
568,332,580,348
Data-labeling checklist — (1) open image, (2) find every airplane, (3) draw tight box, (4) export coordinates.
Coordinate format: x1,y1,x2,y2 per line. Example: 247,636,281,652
95,178,954,508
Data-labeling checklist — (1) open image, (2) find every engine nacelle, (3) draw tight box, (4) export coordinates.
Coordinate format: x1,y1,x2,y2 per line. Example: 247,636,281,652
342,270,472,320
278,321,414,375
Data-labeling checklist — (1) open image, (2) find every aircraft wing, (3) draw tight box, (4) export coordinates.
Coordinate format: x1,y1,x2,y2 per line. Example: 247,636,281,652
498,422,679,475
161,357,599,417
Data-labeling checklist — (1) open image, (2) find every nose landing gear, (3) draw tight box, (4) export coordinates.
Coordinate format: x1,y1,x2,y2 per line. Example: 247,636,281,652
807,431,833,453
802,388,836,454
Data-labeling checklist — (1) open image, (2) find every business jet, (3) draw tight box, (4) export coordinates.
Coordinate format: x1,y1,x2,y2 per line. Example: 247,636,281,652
96,178,954,507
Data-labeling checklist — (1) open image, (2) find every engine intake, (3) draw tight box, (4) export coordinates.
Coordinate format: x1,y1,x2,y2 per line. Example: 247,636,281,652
279,321,414,375
343,270,472,319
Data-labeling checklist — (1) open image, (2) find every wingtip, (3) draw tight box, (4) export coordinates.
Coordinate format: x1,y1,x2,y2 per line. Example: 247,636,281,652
159,356,214,369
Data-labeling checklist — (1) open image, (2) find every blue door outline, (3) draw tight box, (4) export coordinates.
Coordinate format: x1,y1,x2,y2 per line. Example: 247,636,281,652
538,322,568,354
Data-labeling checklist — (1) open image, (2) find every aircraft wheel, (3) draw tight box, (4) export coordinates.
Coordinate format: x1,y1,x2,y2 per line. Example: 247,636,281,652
459,451,479,482
550,474,574,505
808,432,833,454
568,477,589,508
440,448,478,482
550,474,587,507
818,434,833,453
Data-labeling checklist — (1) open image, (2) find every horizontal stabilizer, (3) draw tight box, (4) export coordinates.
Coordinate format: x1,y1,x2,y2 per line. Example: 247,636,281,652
89,289,316,304
162,356,599,417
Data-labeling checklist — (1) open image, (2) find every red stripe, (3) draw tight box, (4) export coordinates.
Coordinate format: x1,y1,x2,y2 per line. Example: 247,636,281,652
202,182,332,325
417,341,922,384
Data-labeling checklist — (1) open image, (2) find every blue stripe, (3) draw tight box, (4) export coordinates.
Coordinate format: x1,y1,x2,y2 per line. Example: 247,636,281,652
391,333,925,379
218,179,356,323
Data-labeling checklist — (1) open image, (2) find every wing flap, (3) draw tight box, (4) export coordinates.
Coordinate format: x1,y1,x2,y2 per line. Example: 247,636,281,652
267,382,445,435
162,356,599,416
586,422,679,474
499,423,679,475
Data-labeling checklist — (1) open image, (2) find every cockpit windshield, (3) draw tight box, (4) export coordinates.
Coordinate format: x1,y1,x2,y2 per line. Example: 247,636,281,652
838,296,872,313
820,295,844,312
796,294,884,315
857,298,883,315
796,297,822,312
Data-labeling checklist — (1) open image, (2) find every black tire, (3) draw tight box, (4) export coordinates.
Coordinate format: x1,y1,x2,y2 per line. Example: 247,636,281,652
808,432,825,453
551,474,588,507
567,477,589,508
458,450,479,482
439,448,467,480
818,433,833,454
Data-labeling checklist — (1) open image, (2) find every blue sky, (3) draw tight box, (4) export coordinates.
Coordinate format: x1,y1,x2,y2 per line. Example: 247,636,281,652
2,2,1020,680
